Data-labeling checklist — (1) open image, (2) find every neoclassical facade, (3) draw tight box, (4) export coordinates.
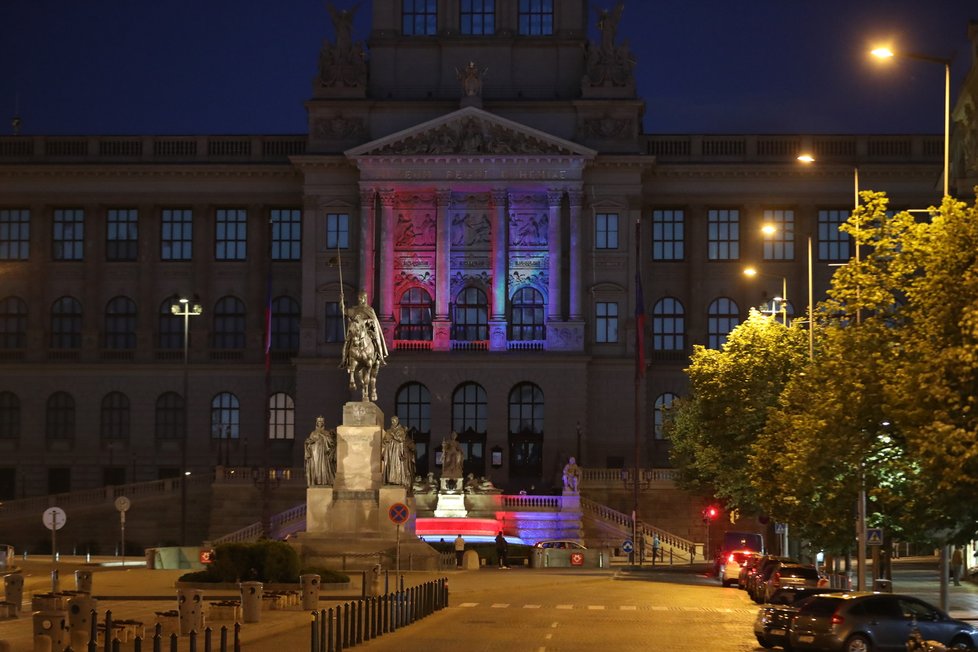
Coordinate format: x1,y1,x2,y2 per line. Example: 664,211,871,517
1,1,975,501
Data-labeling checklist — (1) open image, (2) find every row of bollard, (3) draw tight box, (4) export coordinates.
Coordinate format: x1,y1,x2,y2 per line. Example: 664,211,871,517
309,577,448,652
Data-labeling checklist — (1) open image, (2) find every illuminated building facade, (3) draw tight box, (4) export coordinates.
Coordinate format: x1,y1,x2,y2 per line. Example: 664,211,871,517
0,1,971,507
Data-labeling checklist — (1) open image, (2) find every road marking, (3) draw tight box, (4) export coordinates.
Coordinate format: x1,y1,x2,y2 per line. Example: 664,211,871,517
459,603,478,608
491,603,509,608
556,604,573,609
523,604,541,609
620,605,637,610
587,605,605,610
551,621,558,628
651,605,668,611
545,633,553,639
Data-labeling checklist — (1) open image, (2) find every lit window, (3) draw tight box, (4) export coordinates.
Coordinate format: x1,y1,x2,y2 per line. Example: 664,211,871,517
271,208,301,261
0,209,30,260
51,296,82,349
595,212,619,250
106,209,138,261
509,287,545,341
268,392,295,440
53,209,84,261
708,297,740,349
763,209,795,260
216,209,247,261
818,209,851,262
652,210,684,260
651,297,684,351
708,209,739,260
326,213,350,250
396,287,433,341
595,301,619,343
211,392,240,440
104,296,137,350
403,0,437,35
161,209,192,261
518,0,553,35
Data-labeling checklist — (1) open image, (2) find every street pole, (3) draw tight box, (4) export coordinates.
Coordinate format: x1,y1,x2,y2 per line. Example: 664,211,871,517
857,468,866,591
807,236,813,362
172,296,202,547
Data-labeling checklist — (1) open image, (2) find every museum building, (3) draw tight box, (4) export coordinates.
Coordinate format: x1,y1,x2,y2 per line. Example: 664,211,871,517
1,1,976,502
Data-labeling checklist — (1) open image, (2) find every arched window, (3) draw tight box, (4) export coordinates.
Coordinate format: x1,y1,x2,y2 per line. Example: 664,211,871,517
211,392,240,440
508,382,544,478
509,287,545,341
268,392,295,440
395,382,431,475
212,296,246,349
101,392,130,441
653,393,678,440
707,297,740,349
452,287,488,341
0,392,19,439
51,296,82,349
104,296,137,349
652,297,685,351
0,296,27,349
396,287,433,341
271,296,300,352
46,392,75,440
450,382,487,476
155,392,184,440
158,297,183,349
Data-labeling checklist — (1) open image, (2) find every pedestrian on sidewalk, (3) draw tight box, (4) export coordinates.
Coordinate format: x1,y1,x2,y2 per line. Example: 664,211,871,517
495,532,509,569
652,533,661,563
454,534,465,568
951,546,963,586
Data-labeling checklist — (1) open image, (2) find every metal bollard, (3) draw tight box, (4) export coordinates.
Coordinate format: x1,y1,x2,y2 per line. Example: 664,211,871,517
239,582,263,623
75,569,94,594
67,593,98,651
3,573,23,615
33,610,68,652
177,588,204,635
300,574,321,611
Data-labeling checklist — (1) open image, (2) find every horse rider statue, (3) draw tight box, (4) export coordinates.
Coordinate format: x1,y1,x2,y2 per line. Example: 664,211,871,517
339,290,389,402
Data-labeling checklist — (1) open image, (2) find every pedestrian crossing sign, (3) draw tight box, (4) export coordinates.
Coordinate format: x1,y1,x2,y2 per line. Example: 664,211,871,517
866,528,883,545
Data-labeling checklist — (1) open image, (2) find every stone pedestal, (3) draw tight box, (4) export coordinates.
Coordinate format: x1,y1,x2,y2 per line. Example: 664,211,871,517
433,491,467,518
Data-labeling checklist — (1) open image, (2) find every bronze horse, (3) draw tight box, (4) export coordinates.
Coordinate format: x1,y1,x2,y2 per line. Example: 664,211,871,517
343,315,381,402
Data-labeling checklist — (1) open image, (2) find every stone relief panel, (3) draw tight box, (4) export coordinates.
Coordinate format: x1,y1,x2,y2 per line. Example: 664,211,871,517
450,211,492,249
395,210,437,249
509,211,548,248
393,270,435,297
372,117,575,156
313,115,367,140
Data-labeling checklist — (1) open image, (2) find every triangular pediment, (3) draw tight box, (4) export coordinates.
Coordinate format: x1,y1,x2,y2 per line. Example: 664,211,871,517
345,106,597,159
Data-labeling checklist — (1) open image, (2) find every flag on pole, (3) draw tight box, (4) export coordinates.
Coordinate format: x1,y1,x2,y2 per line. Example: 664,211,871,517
635,220,646,379
264,271,272,373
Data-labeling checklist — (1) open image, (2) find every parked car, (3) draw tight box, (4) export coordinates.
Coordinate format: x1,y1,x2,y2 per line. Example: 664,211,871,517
739,552,765,590
789,592,978,652
760,563,825,603
533,540,586,549
719,549,755,587
749,556,798,602
754,588,845,649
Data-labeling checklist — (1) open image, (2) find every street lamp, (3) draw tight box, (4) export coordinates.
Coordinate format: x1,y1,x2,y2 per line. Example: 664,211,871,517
743,265,787,325
171,295,202,546
871,47,952,198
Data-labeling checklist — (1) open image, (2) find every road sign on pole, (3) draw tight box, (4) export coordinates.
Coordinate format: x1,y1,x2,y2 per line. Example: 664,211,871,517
866,528,884,546
622,540,634,554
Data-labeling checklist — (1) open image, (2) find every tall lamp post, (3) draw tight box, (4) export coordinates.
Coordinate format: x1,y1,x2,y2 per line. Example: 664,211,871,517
172,295,202,546
871,47,951,198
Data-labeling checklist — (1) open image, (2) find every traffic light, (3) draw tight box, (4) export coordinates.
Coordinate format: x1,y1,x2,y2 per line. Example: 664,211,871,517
702,505,720,524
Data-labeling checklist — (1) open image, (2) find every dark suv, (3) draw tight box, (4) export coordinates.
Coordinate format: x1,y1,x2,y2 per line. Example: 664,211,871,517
789,592,978,651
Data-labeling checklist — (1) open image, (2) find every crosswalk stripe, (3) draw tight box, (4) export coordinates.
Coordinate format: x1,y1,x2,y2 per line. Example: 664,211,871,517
587,605,605,610
524,604,541,609
620,606,637,610
491,603,509,608
556,604,573,609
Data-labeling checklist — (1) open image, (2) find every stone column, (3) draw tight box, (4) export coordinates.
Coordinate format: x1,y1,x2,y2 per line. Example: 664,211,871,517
358,188,376,303
377,189,395,320
568,189,584,320
433,188,453,351
489,189,508,351
546,189,564,322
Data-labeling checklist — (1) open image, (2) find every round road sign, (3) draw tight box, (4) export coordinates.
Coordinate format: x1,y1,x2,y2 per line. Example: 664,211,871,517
114,496,131,512
42,507,67,531
621,539,634,554
570,552,585,566
388,502,410,525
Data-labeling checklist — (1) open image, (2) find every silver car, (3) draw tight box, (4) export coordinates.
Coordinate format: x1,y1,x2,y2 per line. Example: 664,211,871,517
789,592,978,651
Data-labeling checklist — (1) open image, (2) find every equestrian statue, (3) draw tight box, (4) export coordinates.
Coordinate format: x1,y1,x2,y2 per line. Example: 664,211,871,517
339,289,389,402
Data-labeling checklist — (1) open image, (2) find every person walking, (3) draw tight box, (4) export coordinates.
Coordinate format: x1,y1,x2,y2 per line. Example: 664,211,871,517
495,532,509,569
951,546,964,586
454,534,466,568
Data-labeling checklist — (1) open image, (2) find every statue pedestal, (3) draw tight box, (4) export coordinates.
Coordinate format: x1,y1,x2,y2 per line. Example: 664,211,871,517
433,491,467,518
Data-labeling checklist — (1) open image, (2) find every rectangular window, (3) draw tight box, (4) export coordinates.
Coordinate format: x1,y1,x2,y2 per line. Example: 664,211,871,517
594,212,619,250
460,0,494,34
595,301,619,343
818,209,851,261
53,209,85,261
708,209,739,260
161,209,193,261
106,208,138,261
271,208,301,261
652,209,684,261
326,212,350,250
325,302,344,343
216,208,247,261
762,209,795,260
0,209,30,260
518,0,553,35
403,0,437,35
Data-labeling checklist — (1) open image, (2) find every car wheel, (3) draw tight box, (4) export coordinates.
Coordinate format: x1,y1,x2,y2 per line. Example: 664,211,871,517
948,637,975,651
755,635,774,649
843,634,872,652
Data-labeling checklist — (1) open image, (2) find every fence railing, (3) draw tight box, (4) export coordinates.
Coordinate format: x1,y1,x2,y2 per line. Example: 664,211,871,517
580,496,698,563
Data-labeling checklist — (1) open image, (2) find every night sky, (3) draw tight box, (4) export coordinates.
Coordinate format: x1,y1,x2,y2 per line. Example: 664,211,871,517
2,0,975,137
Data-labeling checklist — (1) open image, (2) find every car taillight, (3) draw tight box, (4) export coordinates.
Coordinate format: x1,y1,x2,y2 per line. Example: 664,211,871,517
771,572,781,587
831,611,845,625
728,553,736,563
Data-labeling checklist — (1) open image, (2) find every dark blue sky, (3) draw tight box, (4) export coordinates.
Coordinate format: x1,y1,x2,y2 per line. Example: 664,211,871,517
2,1,975,137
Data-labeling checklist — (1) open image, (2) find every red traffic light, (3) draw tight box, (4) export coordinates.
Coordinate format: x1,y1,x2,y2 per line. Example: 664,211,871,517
702,506,720,522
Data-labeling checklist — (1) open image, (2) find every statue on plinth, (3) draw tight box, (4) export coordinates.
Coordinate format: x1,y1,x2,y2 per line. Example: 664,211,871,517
562,456,582,493
582,2,635,88
381,415,416,490
319,2,367,89
441,431,464,481
304,416,337,486
339,290,389,401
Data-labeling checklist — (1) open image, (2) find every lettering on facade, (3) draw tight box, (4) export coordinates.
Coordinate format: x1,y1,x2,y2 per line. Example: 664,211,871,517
450,254,491,269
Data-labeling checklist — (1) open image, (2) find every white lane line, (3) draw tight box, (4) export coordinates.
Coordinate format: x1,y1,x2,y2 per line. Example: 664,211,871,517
458,602,478,608
491,603,510,608
551,621,559,628
620,605,637,610
556,604,573,609
524,604,541,609
545,633,553,640
587,605,605,610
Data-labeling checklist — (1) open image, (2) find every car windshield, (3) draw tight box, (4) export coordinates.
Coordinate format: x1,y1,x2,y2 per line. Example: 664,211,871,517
779,566,820,579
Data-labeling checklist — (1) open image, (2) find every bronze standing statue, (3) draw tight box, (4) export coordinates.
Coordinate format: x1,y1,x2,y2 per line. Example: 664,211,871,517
339,290,389,401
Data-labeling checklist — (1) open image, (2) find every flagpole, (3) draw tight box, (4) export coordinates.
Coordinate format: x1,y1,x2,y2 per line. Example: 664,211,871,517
261,216,273,539
633,218,642,566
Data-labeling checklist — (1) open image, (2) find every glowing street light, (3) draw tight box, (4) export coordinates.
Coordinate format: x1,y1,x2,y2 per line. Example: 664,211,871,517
743,266,788,326
172,295,203,546
871,46,951,198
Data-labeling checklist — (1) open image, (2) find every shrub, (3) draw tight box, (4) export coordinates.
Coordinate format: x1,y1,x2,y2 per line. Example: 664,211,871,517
299,567,350,584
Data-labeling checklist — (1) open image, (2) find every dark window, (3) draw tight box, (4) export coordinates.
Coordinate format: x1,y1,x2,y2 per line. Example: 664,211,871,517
46,392,75,440
708,297,740,349
161,209,192,261
0,296,27,349
818,209,851,261
396,287,433,341
268,392,295,440
653,393,677,440
100,392,130,441
452,287,488,341
271,208,301,261
651,297,684,351
48,468,71,494
0,468,15,500
212,296,246,349
0,208,30,260
708,209,739,260
450,383,488,478
518,0,553,35
215,209,247,261
508,382,544,477
595,301,618,343
396,382,431,476
403,0,437,35
594,212,619,250
270,296,300,352
509,287,545,341
106,208,138,261
211,392,240,440
325,301,344,343
104,296,137,349
460,0,494,34
155,392,184,440
652,209,684,260
53,209,85,261
326,213,350,250
0,392,19,439
51,296,82,349
158,298,183,350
